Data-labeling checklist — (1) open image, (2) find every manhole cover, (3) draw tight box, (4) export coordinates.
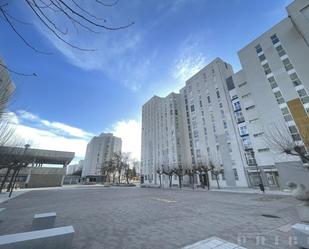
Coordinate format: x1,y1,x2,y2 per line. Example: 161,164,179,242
262,214,281,219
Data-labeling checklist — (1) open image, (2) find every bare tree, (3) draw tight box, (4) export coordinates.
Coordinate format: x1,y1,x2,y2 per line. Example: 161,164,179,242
209,160,223,189
0,0,134,75
173,164,184,188
162,165,174,188
264,123,309,166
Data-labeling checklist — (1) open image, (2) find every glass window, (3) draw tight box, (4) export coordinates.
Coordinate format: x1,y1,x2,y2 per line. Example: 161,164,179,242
301,96,309,104
282,58,293,71
190,105,195,112
288,125,298,134
276,97,285,104
290,73,302,87
255,44,262,54
274,91,282,99
281,107,289,115
233,101,241,111
292,134,301,141
271,34,280,44
284,114,293,122
216,90,220,99
276,45,286,57
263,63,272,74
297,89,307,98
207,96,211,103
259,54,266,62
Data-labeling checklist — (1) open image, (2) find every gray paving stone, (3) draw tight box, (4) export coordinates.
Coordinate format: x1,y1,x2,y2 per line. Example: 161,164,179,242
0,187,302,249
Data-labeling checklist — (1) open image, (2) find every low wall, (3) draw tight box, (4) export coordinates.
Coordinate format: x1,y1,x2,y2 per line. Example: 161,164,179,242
275,161,309,189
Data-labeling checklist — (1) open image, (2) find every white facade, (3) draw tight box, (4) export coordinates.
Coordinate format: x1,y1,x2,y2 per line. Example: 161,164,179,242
180,58,249,187
234,0,309,188
141,0,309,189
82,133,122,177
141,93,189,184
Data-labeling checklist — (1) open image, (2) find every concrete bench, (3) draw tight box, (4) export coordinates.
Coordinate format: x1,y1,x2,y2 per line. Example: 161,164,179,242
291,223,309,249
32,212,56,230
0,225,74,249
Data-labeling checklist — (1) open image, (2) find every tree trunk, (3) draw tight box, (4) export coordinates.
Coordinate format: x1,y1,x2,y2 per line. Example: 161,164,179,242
169,175,172,188
205,172,210,190
192,174,195,190
0,167,11,193
9,168,21,197
7,168,18,192
178,175,182,188
215,174,220,189
159,174,162,188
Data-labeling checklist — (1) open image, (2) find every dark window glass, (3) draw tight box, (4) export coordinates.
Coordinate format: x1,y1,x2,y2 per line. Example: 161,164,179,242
226,76,235,91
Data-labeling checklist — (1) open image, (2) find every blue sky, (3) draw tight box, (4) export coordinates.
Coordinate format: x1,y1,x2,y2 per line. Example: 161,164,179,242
0,0,291,162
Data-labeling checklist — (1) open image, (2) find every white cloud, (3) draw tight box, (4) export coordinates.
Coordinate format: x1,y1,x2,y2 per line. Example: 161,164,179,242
5,110,92,159
107,119,141,160
17,110,93,139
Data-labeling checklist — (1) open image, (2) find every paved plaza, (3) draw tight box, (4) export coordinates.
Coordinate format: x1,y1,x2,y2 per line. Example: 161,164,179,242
0,186,303,249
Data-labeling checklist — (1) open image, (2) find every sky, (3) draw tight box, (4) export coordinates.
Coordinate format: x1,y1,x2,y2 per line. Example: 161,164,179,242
0,0,292,164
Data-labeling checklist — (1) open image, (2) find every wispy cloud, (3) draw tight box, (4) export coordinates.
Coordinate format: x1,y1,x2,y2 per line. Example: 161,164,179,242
6,111,90,159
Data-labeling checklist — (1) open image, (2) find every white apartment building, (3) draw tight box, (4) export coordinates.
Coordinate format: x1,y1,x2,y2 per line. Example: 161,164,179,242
141,93,189,185
82,133,122,182
234,0,309,188
180,58,248,187
141,0,309,189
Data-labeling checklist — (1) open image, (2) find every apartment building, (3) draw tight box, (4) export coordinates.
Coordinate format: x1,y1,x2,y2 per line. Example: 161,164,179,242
141,93,189,185
82,133,122,182
180,58,248,187
234,0,309,188
141,0,309,189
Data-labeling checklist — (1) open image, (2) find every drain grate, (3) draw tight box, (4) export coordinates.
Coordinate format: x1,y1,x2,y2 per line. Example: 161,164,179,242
262,214,281,219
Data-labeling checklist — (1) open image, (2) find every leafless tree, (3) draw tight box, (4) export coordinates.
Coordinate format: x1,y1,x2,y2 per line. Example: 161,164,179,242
209,160,223,189
196,163,211,190
0,0,134,76
173,163,184,188
162,165,174,188
264,123,309,166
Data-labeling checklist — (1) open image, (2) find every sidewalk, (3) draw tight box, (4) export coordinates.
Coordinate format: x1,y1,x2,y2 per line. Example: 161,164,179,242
210,187,292,196
0,189,30,204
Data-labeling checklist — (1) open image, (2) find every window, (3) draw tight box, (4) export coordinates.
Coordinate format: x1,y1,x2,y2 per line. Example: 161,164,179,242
239,81,247,88
190,105,195,112
281,107,289,115
271,34,280,45
288,125,298,134
274,91,282,99
242,93,251,99
216,90,220,99
282,58,293,71
253,132,264,137
249,118,259,123
290,73,302,87
301,96,309,104
258,148,270,152
199,100,203,108
284,114,293,122
255,44,262,54
263,63,272,75
242,136,251,149
276,98,285,105
246,105,255,111
239,125,248,136
268,76,278,89
223,120,228,129
226,76,235,90
235,111,245,123
297,89,307,98
292,134,302,141
207,96,211,104
258,54,266,62
233,101,241,111
233,169,239,181
276,45,286,57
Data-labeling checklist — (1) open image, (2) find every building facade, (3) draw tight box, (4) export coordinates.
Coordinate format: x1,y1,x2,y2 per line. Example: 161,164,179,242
180,58,249,187
82,133,122,182
66,160,84,175
235,0,309,188
141,93,189,185
141,0,309,189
